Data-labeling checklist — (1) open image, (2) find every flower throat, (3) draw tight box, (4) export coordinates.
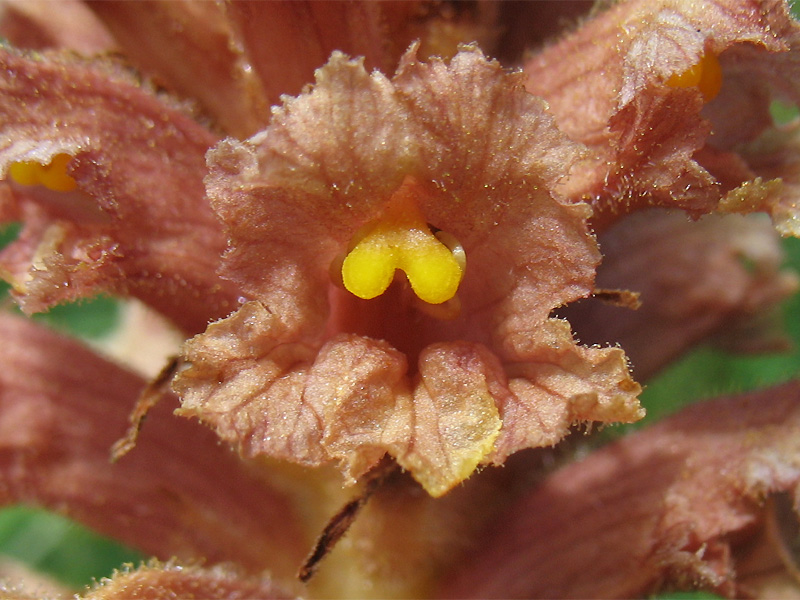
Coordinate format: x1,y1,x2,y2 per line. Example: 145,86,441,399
339,177,466,307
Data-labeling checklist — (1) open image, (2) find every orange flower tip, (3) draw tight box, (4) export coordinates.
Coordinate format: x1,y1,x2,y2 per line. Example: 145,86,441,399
340,199,466,306
7,153,78,192
666,52,722,102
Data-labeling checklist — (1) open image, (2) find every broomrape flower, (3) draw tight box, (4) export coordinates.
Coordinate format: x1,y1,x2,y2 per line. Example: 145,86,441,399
172,44,642,498
0,0,798,598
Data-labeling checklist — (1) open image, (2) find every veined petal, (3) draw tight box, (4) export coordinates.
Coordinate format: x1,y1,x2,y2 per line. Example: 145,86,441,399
494,318,643,462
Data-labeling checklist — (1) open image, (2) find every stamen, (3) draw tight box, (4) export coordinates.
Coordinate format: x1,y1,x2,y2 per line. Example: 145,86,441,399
666,52,722,102
7,153,77,192
341,182,465,305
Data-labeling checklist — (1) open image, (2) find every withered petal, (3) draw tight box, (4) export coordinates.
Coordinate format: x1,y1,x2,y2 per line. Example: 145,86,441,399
0,313,307,580
0,47,239,333
438,380,800,599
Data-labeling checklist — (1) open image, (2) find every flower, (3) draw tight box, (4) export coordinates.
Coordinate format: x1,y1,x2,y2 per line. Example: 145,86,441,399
173,45,643,498
0,1,798,598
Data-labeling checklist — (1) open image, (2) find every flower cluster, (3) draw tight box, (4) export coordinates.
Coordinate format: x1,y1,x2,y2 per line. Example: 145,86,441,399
0,1,798,598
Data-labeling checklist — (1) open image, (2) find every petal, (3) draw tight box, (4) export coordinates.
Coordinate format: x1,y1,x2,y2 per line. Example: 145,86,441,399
439,381,800,599
205,53,411,312
307,334,413,482
401,343,504,497
176,301,324,466
0,314,307,579
0,47,238,333
392,48,597,321
494,318,643,462
176,301,414,483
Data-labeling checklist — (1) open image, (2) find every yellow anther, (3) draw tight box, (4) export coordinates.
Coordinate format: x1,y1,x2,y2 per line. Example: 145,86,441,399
666,52,722,102
341,182,465,305
8,161,45,186
39,154,78,191
7,153,77,192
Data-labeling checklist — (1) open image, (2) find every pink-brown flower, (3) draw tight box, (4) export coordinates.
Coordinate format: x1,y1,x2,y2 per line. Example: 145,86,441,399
525,0,800,232
174,46,643,497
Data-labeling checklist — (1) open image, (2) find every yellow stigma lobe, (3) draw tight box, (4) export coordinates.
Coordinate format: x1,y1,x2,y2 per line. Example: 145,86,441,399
341,183,464,305
666,52,722,102
8,153,77,192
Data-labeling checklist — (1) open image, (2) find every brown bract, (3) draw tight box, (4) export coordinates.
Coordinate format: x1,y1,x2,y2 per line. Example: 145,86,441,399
0,47,240,334
525,0,800,230
174,46,643,497
439,381,800,599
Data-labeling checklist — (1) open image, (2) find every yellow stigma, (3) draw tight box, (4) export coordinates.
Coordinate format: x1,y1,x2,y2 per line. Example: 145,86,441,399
7,153,77,192
666,52,722,102
341,182,465,305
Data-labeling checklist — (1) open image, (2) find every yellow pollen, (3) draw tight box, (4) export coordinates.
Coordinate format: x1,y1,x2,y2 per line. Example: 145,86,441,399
666,52,722,102
341,184,465,305
8,153,77,192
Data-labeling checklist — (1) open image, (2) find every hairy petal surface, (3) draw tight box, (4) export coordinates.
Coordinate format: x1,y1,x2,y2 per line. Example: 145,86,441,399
439,381,800,599
0,314,307,580
176,46,642,496
0,47,238,334
497,319,643,461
